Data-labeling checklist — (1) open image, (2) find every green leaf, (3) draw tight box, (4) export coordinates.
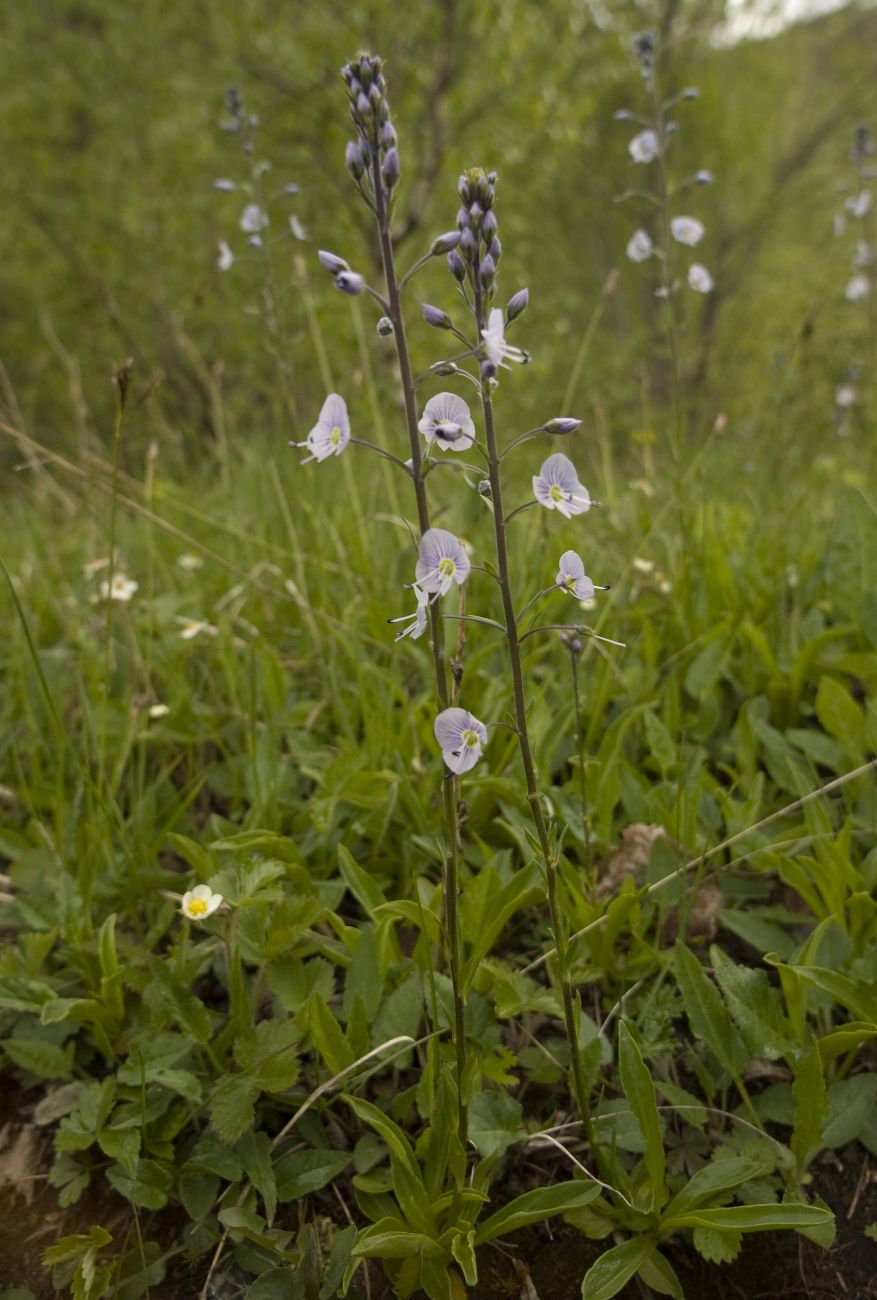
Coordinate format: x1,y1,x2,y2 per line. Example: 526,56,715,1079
815,676,865,758
662,1203,834,1235
475,1180,600,1244
618,1022,664,1212
275,1148,351,1202
308,991,354,1075
823,1074,877,1148
246,1268,299,1300
662,1157,769,1219
691,1227,742,1263
338,844,385,918
350,1219,443,1259
467,1091,525,1158
106,1159,172,1210
209,1075,256,1144
581,1237,655,1300
788,966,877,1025
148,960,212,1045
178,1169,220,1220
235,1019,300,1093
3,1036,73,1080
97,1127,140,1178
43,1226,111,1265
637,1247,684,1298
372,974,422,1060
237,1130,277,1226
673,942,747,1078
710,945,794,1060
791,1039,827,1170
644,710,676,776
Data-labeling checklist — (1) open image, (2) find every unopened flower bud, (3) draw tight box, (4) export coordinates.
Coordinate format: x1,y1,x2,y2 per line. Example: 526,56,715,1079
356,92,371,118
613,108,632,121
345,140,365,178
682,86,700,100
368,83,382,111
544,417,581,435
479,254,496,286
447,249,466,282
377,316,394,337
421,303,453,329
319,249,350,276
469,201,483,231
488,236,502,263
382,147,400,189
506,287,529,320
213,178,236,191
431,361,459,376
481,358,497,381
381,121,397,149
458,174,472,203
431,230,462,255
456,206,469,230
695,169,714,185
482,210,498,241
477,479,492,498
460,227,477,262
334,270,365,295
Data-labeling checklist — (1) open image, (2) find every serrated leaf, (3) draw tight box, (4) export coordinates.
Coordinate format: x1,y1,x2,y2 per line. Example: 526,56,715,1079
673,943,747,1079
691,1227,742,1263
307,991,354,1075
468,1091,525,1158
3,1036,73,1080
710,946,794,1060
209,1075,256,1144
148,960,212,1044
106,1159,172,1210
97,1127,140,1178
235,1019,300,1093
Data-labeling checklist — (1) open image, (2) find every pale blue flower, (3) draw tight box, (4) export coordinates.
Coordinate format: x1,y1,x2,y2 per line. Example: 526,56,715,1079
556,551,595,601
626,229,653,262
687,263,713,293
418,392,476,453
434,707,488,774
628,130,659,164
389,584,429,641
481,308,527,370
533,454,591,518
240,203,268,234
416,529,470,597
296,394,350,463
671,215,705,246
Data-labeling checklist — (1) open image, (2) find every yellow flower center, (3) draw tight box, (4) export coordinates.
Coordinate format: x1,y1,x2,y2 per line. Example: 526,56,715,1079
462,728,478,749
187,898,208,917
329,425,342,446
549,484,565,503
438,557,456,577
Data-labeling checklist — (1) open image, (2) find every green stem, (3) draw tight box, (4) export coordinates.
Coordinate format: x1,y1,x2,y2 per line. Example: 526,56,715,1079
369,148,469,1163
473,280,597,1154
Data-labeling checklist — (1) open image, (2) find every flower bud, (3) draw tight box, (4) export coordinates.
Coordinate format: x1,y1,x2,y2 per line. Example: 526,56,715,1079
334,270,365,295
458,174,472,203
377,316,394,337
506,287,529,321
381,121,397,149
421,303,453,330
488,236,502,263
682,86,700,100
482,210,498,241
213,178,236,191
613,108,632,121
695,169,714,185
543,417,581,435
368,83,382,111
479,254,496,287
345,140,365,179
382,147,400,189
356,92,371,118
447,250,466,282
431,361,459,376
319,249,350,276
431,230,462,255
468,201,483,231
481,358,498,381
460,227,477,262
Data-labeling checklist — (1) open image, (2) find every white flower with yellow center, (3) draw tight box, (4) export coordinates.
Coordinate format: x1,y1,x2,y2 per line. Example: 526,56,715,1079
99,573,139,602
181,884,223,922
177,617,218,641
671,216,705,247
